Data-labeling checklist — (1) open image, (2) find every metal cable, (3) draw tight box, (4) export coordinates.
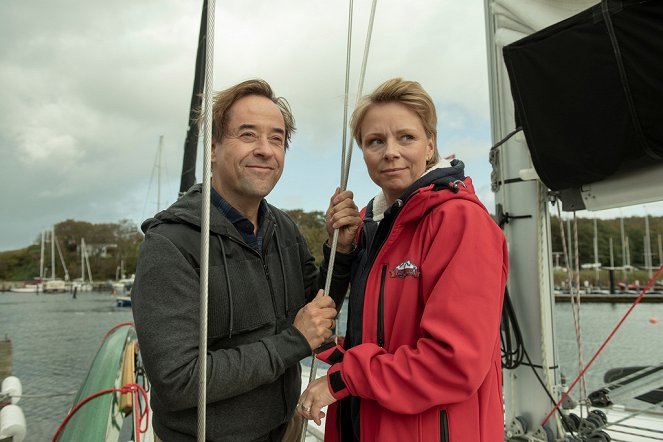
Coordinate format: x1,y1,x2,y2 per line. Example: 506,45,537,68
198,0,215,440
302,1,377,439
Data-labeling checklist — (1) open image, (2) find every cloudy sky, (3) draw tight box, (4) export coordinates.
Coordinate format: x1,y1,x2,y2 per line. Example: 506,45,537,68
1,0,660,252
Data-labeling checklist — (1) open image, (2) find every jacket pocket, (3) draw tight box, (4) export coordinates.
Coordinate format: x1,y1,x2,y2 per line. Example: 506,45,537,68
440,410,449,442
208,258,275,338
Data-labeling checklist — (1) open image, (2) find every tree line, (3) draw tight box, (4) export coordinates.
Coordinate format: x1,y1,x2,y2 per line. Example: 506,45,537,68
549,215,663,269
1,213,661,282
0,211,329,283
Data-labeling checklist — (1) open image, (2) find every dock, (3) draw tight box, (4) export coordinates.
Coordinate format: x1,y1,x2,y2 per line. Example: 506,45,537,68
555,293,663,303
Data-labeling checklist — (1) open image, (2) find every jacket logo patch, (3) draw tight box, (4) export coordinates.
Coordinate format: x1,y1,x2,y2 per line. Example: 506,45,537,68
389,260,420,278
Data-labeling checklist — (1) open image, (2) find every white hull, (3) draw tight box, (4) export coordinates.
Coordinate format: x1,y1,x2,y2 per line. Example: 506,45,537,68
9,286,41,293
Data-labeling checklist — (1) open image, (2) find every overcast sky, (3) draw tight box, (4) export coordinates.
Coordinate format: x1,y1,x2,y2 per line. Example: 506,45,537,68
1,0,661,252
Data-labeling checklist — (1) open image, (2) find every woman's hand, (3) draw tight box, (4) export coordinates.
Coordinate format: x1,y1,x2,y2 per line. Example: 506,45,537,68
325,188,360,253
297,376,337,426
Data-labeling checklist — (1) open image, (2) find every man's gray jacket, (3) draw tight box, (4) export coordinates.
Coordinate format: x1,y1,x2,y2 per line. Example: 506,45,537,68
132,184,354,441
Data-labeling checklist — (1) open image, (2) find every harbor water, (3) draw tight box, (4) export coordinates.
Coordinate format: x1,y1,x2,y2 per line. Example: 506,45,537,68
1,291,662,441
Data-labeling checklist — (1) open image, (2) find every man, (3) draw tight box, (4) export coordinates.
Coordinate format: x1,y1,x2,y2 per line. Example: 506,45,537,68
132,79,360,441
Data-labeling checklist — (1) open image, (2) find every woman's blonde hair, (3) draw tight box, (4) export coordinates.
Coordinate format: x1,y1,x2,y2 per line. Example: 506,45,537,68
350,78,439,168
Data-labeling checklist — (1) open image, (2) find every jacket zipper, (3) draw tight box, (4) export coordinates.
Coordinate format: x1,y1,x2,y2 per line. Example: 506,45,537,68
377,265,386,347
224,230,288,418
440,410,449,442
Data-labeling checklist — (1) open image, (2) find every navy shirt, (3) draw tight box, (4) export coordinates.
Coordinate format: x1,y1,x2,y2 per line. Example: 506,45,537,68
210,188,267,255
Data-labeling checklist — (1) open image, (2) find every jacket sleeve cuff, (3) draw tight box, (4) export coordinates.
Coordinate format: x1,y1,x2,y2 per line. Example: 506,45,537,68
316,343,345,365
266,325,312,368
327,363,351,400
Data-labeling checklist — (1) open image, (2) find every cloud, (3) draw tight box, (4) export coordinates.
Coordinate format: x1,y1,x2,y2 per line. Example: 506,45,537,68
1,1,660,251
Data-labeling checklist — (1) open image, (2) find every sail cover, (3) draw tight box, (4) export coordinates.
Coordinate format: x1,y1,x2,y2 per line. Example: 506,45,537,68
502,0,663,191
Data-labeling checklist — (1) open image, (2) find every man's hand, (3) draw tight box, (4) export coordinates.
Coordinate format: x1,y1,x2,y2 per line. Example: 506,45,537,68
294,290,337,350
325,188,360,253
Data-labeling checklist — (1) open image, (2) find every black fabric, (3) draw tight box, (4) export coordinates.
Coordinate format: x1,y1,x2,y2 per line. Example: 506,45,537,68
329,371,346,393
502,0,663,191
327,348,345,364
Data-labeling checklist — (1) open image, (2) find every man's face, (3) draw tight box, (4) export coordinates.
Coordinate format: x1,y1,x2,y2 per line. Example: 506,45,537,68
211,95,286,209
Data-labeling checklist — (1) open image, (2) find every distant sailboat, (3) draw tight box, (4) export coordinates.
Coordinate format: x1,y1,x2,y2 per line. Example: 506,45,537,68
72,238,94,292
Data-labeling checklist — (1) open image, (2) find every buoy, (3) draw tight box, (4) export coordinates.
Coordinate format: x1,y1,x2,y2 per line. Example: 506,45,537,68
649,317,658,324
0,404,26,442
1,376,22,405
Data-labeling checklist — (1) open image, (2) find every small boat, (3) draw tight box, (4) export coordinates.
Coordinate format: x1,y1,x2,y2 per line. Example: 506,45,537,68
44,278,66,294
9,280,43,293
53,323,152,441
116,296,132,308
112,276,135,297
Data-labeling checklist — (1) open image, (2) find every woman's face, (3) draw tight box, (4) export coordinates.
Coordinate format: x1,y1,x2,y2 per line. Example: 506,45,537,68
360,102,434,205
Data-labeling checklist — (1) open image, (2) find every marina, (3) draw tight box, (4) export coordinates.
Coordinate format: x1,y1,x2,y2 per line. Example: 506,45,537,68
0,0,662,441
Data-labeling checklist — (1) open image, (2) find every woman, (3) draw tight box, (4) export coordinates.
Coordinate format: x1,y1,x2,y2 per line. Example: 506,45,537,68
297,78,508,441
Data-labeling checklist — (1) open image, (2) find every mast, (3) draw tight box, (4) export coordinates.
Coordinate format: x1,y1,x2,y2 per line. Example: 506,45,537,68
51,227,56,279
593,217,599,288
620,216,627,283
644,214,652,279
81,238,85,282
567,218,573,270
55,236,70,282
179,0,208,196
84,239,93,284
157,135,163,211
39,230,45,279
484,2,560,437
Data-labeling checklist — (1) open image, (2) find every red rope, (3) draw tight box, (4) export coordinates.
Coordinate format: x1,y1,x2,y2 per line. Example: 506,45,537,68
541,264,663,427
102,322,135,341
52,383,149,442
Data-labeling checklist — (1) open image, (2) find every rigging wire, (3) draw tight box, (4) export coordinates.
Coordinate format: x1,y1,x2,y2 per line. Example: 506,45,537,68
302,1,377,439
571,211,588,412
556,205,588,418
198,0,215,440
490,126,522,151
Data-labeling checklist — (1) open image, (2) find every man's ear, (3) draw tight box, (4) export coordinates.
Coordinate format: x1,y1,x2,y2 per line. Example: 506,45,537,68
211,141,218,163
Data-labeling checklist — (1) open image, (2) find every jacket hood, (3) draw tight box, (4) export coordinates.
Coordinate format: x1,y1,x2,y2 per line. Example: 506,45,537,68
141,184,264,238
366,159,483,222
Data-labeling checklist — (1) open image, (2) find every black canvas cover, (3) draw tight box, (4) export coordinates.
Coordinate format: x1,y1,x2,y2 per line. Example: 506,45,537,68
502,0,663,191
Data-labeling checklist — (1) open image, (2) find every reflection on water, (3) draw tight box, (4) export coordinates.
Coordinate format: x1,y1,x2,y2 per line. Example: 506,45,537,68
1,292,662,441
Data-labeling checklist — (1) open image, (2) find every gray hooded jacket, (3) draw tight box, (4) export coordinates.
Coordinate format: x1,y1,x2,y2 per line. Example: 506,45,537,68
132,184,354,441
